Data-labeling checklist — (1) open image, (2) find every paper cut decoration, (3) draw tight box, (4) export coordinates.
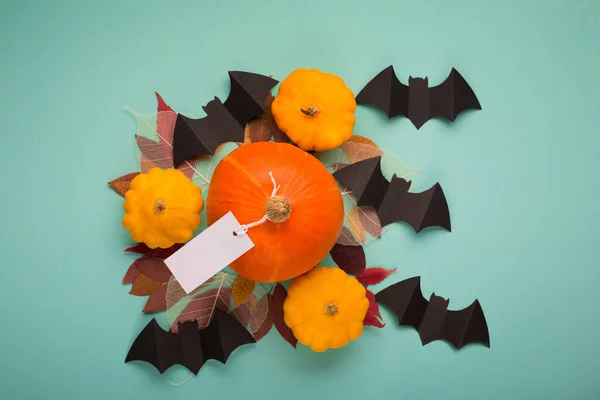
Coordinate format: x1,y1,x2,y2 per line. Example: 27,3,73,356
164,212,255,294
172,71,278,167
355,66,481,129
125,308,255,374
376,276,490,350
333,157,451,233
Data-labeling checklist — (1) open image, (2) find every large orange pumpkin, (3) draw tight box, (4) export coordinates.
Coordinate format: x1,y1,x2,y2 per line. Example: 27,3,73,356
206,142,344,282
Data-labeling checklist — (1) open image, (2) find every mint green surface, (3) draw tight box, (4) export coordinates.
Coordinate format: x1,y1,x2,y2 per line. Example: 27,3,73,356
1,0,599,398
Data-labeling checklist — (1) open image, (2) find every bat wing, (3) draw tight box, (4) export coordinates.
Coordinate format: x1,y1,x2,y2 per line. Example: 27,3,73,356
125,319,204,374
375,277,429,331
125,311,255,375
429,68,481,123
172,71,278,167
199,309,256,365
355,65,409,118
223,71,278,126
332,156,389,210
172,98,242,167
378,178,451,233
439,300,490,349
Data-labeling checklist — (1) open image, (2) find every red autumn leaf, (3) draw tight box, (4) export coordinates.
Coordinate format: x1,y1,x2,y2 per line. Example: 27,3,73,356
357,267,397,286
252,294,275,341
142,284,168,313
107,172,140,196
364,314,385,328
272,284,297,348
135,257,172,282
155,92,173,112
124,243,183,259
330,243,366,276
156,110,179,168
363,289,384,328
122,261,141,284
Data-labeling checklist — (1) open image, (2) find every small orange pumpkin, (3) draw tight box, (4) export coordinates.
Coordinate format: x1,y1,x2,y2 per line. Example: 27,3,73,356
271,68,356,152
284,266,369,352
122,168,203,249
206,142,344,282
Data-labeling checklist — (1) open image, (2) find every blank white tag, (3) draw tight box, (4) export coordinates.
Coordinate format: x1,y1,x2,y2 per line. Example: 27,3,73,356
164,212,254,294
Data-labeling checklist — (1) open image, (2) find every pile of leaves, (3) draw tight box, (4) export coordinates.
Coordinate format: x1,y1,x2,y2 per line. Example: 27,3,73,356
109,92,417,347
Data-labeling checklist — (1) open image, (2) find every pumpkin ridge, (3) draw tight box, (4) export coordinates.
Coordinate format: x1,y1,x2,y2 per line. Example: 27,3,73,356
221,155,270,199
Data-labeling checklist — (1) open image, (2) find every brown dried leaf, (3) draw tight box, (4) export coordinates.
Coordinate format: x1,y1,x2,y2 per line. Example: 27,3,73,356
108,172,140,196
249,115,276,142
136,135,172,169
232,276,256,307
140,155,158,172
348,135,379,148
272,129,292,143
348,207,366,243
357,206,383,238
331,162,349,172
243,125,252,144
341,141,383,164
336,226,361,246
142,284,168,313
130,273,163,296
252,294,274,341
232,293,269,334
170,287,233,331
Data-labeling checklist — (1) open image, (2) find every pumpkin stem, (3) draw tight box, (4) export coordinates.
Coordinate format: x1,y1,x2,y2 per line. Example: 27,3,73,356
265,195,291,223
325,303,338,316
300,105,319,116
154,199,166,213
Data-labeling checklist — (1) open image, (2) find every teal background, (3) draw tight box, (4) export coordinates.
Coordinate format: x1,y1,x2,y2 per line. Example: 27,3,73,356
1,0,599,398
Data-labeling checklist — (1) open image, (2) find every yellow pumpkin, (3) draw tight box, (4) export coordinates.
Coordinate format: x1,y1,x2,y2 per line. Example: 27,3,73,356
283,266,369,352
122,168,203,249
271,68,356,152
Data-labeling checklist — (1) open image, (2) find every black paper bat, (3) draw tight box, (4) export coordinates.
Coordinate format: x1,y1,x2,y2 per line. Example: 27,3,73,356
125,309,255,374
333,156,451,232
172,71,278,167
376,276,490,350
355,65,481,129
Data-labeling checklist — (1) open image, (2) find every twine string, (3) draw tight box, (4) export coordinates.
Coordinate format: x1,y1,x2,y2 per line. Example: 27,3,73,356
234,171,281,236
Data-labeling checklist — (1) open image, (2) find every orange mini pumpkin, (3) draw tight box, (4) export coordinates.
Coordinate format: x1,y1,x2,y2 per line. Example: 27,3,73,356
206,142,344,282
271,68,356,152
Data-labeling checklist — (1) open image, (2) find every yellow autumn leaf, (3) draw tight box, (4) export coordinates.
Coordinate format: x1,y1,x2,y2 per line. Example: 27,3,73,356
348,206,366,243
232,276,256,307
